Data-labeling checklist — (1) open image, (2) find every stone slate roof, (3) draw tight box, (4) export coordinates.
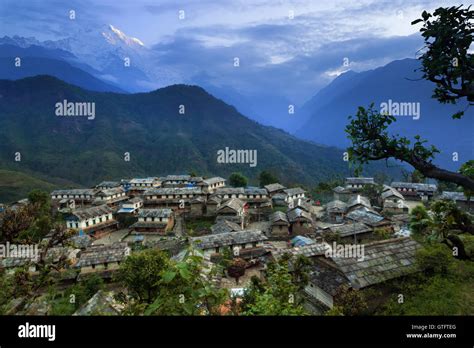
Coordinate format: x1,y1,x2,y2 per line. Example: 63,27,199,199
76,242,130,267
218,198,245,213
129,177,158,184
287,208,312,223
190,230,267,249
137,208,173,218
330,237,421,289
144,187,202,195
51,189,95,196
325,222,372,238
308,263,349,296
162,174,192,181
381,188,404,201
347,195,371,209
203,177,226,185
289,198,311,212
74,290,124,316
284,187,306,196
326,200,347,212
269,211,289,224
345,177,375,185
215,187,245,195
69,205,113,220
244,187,268,195
440,191,473,202
95,187,125,197
273,242,329,259
391,182,437,192
207,196,222,204
211,220,242,234
346,207,386,226
264,183,286,193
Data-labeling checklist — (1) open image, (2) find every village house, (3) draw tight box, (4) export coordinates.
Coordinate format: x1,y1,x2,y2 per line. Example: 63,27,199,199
303,237,421,311
216,197,247,226
213,187,245,199
391,181,437,201
93,187,128,206
272,242,329,260
322,222,373,243
244,187,273,218
65,205,118,237
346,195,371,213
95,181,122,190
51,189,96,208
264,183,286,196
143,187,204,209
380,186,408,214
304,263,350,312
117,197,143,214
346,207,393,231
130,208,175,234
75,242,130,277
325,200,347,223
287,208,313,235
268,211,290,239
160,175,204,188
344,177,375,193
189,196,206,217
205,196,222,216
190,229,268,257
283,187,306,204
440,191,473,212
127,177,161,195
271,193,288,206
212,187,272,218
382,200,409,214
198,177,226,193
332,186,349,202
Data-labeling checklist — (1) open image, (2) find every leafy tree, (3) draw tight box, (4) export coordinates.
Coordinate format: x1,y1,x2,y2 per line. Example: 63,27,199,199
361,183,383,206
228,172,248,187
117,249,169,303
411,170,425,183
416,243,454,275
144,250,228,315
411,6,474,116
258,170,279,187
346,6,474,190
331,286,368,316
28,189,50,213
241,258,308,315
409,205,432,236
459,160,474,203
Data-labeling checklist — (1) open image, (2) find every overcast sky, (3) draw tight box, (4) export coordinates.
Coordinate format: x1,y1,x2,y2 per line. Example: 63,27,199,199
0,0,463,102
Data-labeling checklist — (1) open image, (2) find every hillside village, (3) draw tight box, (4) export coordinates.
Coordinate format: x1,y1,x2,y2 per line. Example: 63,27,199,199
0,173,472,315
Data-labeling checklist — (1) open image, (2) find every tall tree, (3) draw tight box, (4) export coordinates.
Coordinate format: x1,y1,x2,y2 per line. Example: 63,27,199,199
228,172,248,187
346,6,474,190
258,170,279,187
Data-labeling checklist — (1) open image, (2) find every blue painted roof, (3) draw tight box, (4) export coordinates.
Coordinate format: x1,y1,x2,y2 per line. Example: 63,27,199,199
117,207,135,213
291,235,315,247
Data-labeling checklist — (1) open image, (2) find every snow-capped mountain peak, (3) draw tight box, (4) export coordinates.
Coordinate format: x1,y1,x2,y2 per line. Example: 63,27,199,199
102,24,145,47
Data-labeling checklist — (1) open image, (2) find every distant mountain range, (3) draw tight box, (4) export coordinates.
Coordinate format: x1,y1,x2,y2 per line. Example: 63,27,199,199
0,75,400,202
296,59,474,170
